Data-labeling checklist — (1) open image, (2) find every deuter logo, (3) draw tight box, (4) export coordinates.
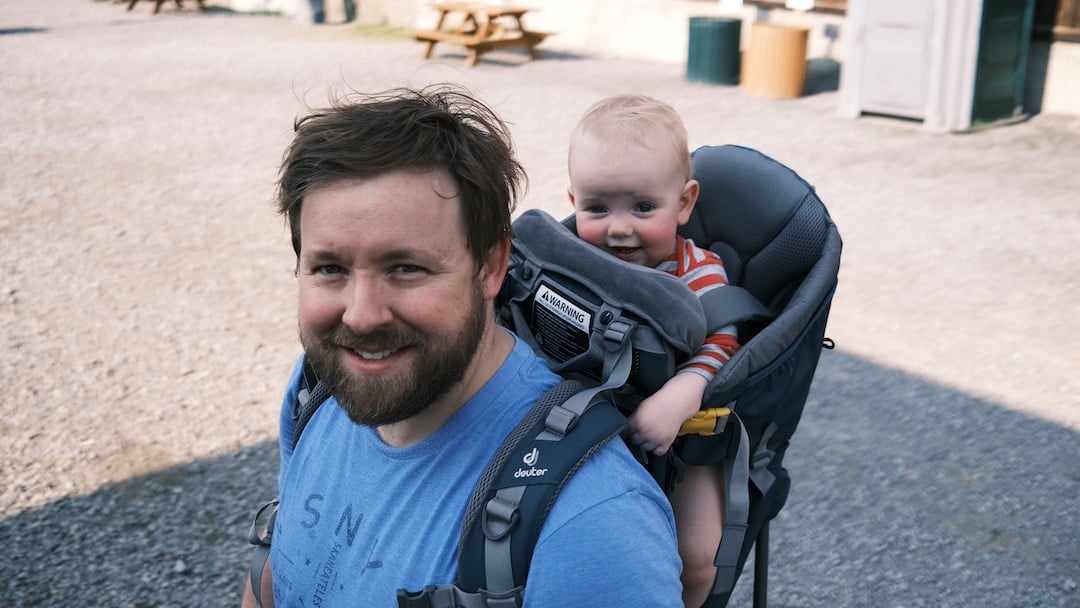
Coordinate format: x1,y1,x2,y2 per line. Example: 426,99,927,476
514,447,548,479
523,448,539,466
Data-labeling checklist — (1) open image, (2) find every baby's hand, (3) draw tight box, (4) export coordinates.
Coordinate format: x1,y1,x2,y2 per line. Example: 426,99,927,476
628,396,682,455
627,373,709,455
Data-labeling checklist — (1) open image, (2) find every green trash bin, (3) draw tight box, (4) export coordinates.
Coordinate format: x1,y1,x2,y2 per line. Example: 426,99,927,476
687,17,741,85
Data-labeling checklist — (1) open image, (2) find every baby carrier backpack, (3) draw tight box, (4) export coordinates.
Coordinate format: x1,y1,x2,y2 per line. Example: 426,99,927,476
490,143,842,607
247,144,841,608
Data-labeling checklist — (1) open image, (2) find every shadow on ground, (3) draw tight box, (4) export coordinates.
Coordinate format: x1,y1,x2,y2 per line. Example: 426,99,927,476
0,442,278,606
108,2,285,18
0,27,47,35
414,47,587,69
2,352,1077,607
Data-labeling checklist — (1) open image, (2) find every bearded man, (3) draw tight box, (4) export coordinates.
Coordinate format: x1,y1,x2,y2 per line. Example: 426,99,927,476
241,85,682,608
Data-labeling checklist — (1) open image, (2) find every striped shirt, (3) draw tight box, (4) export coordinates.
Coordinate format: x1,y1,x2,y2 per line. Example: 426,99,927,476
656,236,741,381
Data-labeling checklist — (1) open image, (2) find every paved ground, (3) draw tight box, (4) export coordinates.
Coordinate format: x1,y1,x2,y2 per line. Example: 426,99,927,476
1,1,1077,606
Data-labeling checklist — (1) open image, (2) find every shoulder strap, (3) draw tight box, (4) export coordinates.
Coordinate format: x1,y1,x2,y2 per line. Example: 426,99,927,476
247,355,330,608
292,356,332,450
398,348,635,608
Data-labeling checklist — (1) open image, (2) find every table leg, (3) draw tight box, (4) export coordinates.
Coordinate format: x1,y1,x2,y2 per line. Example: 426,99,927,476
460,14,480,35
433,10,449,31
420,9,451,59
473,14,491,40
517,15,544,61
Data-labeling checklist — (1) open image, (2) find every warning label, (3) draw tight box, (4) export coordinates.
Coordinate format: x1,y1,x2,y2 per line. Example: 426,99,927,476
532,284,591,363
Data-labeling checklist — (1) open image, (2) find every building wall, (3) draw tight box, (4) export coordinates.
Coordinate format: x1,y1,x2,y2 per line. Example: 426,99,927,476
1027,38,1080,115
401,1,847,64
227,0,293,14
228,0,1076,117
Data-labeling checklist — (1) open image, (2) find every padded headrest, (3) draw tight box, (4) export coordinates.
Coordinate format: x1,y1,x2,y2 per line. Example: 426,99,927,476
683,145,830,309
511,209,706,356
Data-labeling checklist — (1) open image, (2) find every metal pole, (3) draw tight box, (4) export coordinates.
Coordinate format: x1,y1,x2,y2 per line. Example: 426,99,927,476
753,522,769,608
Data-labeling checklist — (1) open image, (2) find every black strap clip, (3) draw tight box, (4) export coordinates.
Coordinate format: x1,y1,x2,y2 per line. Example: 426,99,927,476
247,499,279,547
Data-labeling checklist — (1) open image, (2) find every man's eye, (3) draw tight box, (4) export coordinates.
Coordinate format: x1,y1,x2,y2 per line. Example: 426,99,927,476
394,264,423,275
316,264,344,276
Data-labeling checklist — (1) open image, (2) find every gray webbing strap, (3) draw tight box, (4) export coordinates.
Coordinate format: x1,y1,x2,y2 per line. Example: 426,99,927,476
536,326,634,441
711,416,751,596
483,485,528,593
478,336,634,599
246,499,279,608
749,422,778,495
249,544,271,608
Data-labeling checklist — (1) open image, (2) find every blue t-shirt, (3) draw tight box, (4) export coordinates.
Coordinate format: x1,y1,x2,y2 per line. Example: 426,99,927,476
271,333,682,607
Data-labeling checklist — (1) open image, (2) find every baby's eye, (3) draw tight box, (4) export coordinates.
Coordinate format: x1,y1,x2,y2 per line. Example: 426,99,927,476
634,202,656,213
584,205,608,215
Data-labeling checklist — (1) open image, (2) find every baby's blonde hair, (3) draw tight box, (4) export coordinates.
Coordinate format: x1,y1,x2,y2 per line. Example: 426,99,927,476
569,94,692,181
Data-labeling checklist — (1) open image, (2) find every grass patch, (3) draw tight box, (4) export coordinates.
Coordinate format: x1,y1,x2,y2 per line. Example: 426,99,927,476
345,22,411,40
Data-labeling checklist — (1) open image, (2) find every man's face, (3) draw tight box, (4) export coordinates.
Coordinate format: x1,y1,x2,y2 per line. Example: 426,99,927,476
295,169,498,428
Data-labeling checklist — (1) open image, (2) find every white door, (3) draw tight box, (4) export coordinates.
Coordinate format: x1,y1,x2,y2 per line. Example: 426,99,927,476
841,0,937,120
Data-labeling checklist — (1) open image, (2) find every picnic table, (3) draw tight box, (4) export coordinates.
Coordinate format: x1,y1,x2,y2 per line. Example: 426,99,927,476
412,3,550,67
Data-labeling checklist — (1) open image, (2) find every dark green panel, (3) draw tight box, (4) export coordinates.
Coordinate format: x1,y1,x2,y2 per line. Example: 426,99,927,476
973,0,1036,123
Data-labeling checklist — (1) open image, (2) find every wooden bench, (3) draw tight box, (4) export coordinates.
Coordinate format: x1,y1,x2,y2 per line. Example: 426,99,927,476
412,3,551,67
413,29,550,67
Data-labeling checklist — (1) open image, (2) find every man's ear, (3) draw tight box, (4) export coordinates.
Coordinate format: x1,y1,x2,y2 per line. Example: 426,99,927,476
677,179,700,225
478,236,511,300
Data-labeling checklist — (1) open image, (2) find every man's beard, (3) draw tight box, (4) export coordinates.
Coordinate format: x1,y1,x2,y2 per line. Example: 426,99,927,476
300,284,488,427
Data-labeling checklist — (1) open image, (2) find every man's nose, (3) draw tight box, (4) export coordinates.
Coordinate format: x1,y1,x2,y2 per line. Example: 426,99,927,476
341,278,393,332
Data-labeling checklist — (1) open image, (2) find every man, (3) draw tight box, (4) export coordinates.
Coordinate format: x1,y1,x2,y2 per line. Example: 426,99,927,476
241,86,683,607
297,0,356,24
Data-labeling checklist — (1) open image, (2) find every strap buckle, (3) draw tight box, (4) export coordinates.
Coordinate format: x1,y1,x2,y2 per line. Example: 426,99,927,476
482,496,521,541
247,499,279,547
396,584,524,608
478,586,524,608
544,404,579,436
679,407,731,436
396,585,440,608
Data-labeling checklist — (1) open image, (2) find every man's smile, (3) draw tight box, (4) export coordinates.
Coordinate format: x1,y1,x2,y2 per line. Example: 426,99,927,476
355,348,395,361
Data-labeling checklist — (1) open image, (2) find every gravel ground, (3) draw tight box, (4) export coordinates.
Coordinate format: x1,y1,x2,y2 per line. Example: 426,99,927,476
1,1,1077,606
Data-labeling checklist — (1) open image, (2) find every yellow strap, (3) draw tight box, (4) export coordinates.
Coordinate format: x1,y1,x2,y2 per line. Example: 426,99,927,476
679,407,731,436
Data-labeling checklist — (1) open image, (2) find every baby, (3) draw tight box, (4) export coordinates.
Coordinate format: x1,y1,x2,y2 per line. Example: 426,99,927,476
567,94,740,608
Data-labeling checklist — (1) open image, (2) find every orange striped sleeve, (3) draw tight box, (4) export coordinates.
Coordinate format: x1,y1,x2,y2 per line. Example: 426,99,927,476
665,237,741,382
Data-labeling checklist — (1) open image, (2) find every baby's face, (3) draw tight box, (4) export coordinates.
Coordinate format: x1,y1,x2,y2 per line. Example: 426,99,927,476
569,134,694,268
